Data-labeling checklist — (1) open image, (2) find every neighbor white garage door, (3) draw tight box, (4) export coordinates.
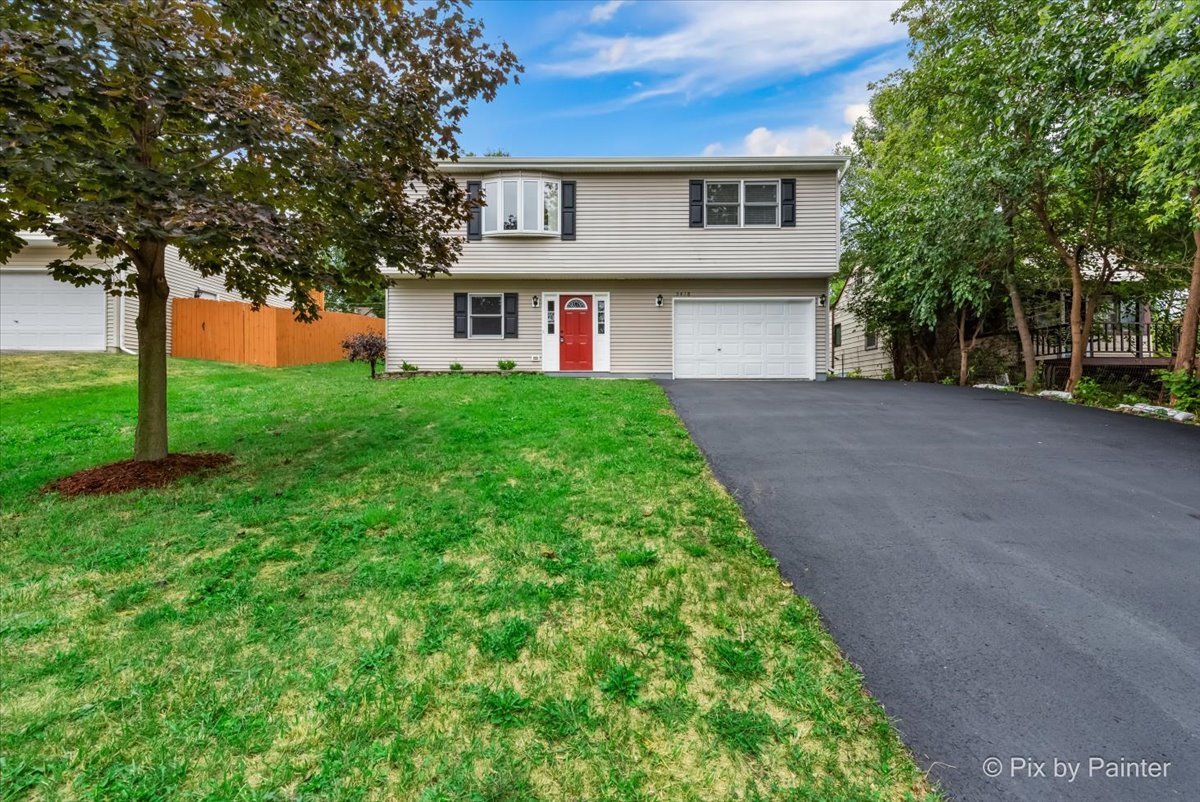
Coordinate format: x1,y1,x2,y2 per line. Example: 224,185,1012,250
673,298,816,379
0,271,106,351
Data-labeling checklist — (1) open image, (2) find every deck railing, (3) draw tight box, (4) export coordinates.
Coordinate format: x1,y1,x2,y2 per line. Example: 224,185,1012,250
1031,322,1182,359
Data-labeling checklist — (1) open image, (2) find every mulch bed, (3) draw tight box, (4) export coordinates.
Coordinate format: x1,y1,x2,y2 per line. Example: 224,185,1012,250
43,453,233,497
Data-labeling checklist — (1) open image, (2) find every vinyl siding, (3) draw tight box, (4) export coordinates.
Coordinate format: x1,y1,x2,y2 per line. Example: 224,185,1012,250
387,171,839,278
387,277,829,375
3,242,290,354
831,277,890,378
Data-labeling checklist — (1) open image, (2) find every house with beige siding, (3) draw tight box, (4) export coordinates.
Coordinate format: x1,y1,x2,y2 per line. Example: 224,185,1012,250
830,272,891,378
0,232,290,353
385,156,845,378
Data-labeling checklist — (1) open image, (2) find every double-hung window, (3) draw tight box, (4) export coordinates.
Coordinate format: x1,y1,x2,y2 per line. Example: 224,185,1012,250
481,178,560,235
469,293,503,337
704,179,780,228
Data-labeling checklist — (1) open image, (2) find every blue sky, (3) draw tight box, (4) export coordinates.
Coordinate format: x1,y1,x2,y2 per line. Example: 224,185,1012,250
457,0,910,157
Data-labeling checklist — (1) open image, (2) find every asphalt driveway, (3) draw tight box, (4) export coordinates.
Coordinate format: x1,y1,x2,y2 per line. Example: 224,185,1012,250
660,379,1200,801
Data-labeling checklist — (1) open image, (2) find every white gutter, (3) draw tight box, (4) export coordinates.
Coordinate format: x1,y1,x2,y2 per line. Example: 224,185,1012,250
438,155,850,174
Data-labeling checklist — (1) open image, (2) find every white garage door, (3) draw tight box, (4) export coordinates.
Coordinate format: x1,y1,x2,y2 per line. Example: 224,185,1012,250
674,298,816,379
0,271,106,351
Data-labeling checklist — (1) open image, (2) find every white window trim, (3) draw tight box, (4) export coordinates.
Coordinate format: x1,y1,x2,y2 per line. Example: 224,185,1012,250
481,177,562,237
703,179,781,229
467,292,504,339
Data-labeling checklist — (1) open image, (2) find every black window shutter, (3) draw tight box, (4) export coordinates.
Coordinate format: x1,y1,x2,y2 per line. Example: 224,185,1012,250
780,178,796,227
561,180,576,240
689,180,704,227
503,292,518,338
467,181,482,240
453,292,468,338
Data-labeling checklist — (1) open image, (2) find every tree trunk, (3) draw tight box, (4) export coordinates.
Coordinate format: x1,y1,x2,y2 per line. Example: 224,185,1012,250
956,308,984,386
1174,211,1200,376
134,241,170,461
957,309,970,386
1066,259,1087,393
1006,275,1038,392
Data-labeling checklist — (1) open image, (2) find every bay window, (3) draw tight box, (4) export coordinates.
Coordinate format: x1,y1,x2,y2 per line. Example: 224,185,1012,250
482,177,561,235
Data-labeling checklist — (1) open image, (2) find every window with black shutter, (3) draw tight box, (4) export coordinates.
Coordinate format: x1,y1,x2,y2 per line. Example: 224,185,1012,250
561,180,576,240
467,181,482,241
689,180,704,227
503,293,519,338
781,178,796,227
453,293,468,338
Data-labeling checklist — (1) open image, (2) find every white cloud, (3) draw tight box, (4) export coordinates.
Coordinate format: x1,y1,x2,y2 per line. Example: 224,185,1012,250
704,124,852,157
843,103,871,126
589,0,628,24
548,1,905,105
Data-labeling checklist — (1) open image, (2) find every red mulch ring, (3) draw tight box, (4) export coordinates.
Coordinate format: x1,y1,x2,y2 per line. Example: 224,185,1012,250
43,453,234,497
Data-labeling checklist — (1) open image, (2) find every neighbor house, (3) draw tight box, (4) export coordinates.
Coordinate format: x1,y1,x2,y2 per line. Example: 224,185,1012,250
384,156,845,378
831,268,1189,383
830,272,891,378
0,232,290,353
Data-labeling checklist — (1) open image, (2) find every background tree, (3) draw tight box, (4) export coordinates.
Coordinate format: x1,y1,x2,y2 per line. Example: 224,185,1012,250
842,74,1007,385
0,0,519,460
898,0,1152,392
1119,0,1200,376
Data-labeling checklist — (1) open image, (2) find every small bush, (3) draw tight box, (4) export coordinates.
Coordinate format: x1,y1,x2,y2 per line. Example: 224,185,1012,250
401,360,419,373
1072,376,1114,407
497,359,516,372
1156,369,1200,413
341,332,387,378
449,362,463,372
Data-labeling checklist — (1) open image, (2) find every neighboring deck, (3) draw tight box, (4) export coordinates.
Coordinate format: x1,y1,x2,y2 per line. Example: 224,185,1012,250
1032,322,1183,364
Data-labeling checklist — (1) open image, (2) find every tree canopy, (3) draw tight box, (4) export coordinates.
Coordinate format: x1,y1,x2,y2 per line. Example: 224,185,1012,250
0,0,520,459
842,0,1198,388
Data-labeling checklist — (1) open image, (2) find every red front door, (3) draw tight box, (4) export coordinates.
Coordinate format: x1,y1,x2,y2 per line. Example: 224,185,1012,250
559,294,593,370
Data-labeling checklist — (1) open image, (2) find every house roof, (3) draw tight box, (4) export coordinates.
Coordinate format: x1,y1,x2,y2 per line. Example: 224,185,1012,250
438,155,849,175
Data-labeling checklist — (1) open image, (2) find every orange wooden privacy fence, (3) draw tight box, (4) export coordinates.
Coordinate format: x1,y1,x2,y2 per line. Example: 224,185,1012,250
172,298,385,367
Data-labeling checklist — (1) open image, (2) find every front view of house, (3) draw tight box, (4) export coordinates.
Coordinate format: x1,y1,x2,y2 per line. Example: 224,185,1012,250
384,156,845,378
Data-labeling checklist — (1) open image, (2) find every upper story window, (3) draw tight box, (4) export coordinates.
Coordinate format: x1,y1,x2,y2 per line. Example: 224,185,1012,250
482,178,560,235
705,179,780,228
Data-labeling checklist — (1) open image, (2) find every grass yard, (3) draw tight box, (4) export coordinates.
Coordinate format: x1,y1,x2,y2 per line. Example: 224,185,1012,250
0,354,936,801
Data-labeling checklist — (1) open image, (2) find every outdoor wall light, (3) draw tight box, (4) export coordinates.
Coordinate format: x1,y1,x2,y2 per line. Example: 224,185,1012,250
656,294,664,307
818,293,827,308
532,295,540,308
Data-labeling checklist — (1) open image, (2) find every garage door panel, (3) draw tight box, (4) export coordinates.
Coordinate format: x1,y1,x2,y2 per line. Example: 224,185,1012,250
0,272,106,351
674,298,814,380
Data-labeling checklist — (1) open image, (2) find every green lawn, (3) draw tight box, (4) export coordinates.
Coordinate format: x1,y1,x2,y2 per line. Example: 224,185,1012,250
0,354,936,801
